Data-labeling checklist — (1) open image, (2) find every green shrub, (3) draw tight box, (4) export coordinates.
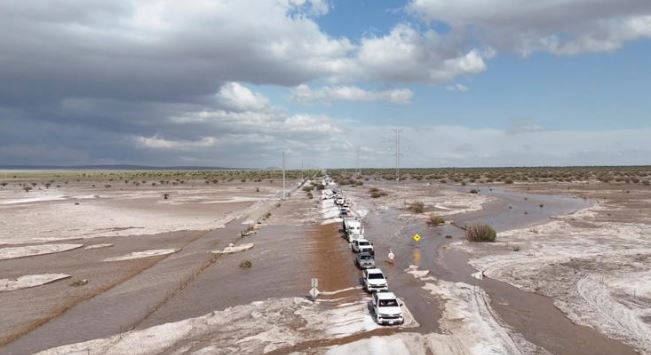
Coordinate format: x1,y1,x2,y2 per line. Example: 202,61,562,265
465,224,497,242
240,260,252,268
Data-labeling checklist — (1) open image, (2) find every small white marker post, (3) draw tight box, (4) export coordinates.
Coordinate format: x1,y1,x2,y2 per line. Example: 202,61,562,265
309,278,319,301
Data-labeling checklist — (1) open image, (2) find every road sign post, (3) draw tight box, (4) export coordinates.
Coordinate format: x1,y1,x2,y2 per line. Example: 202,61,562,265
309,278,319,301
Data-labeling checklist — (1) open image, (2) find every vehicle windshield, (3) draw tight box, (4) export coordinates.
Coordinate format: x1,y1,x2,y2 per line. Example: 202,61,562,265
368,273,384,279
360,254,372,260
359,241,370,246
379,299,399,307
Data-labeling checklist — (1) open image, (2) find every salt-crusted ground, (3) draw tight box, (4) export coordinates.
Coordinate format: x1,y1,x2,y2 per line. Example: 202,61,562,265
407,266,541,355
212,243,254,254
344,182,492,219
324,265,542,355
0,274,71,292
102,249,178,262
461,203,651,353
0,244,84,260
0,182,279,244
37,295,417,355
83,243,113,250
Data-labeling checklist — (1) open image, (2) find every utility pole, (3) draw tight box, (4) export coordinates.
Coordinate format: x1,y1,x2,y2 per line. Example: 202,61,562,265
394,129,401,182
301,159,304,181
282,151,286,200
355,147,360,176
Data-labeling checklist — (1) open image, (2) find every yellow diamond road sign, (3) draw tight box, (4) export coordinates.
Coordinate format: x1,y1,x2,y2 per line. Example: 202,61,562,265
413,233,421,242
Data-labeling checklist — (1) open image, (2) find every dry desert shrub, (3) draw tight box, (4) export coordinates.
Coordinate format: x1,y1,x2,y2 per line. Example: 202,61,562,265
369,187,388,198
465,224,497,242
407,201,425,213
427,214,445,226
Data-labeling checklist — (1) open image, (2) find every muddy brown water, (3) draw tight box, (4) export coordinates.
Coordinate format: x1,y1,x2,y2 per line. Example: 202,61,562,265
361,185,638,355
139,222,359,328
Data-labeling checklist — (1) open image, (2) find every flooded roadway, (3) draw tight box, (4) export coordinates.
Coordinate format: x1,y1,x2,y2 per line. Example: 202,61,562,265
360,185,637,355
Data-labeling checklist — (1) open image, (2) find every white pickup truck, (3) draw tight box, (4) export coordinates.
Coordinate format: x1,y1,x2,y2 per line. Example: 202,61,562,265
362,268,389,293
372,291,404,325
351,239,374,254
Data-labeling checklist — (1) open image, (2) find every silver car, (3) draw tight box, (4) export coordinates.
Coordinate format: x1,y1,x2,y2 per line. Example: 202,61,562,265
355,252,376,269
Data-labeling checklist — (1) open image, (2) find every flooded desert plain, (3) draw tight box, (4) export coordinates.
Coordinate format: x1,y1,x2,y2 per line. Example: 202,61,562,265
1,168,650,355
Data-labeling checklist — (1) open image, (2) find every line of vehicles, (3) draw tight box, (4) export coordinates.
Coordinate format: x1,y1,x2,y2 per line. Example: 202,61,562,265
322,176,405,326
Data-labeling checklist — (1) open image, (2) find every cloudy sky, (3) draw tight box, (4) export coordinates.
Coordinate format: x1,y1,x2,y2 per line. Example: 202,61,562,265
1,0,650,168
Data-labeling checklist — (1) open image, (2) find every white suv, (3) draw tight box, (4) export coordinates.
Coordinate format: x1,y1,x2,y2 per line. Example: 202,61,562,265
372,291,404,325
351,239,374,254
362,268,388,293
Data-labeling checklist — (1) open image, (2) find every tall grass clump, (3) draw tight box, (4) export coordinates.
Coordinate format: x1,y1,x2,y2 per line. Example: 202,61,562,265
465,224,497,242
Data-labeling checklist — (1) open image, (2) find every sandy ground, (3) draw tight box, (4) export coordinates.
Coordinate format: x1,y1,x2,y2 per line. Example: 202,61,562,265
103,249,179,262
344,182,492,219
0,244,84,260
1,274,71,292
13,177,421,354
0,177,294,352
37,294,417,355
0,181,281,244
212,243,254,254
2,173,648,355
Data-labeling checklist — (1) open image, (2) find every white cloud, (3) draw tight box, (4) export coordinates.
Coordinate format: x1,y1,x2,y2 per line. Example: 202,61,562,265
353,23,489,84
291,84,413,104
135,136,217,150
217,82,269,111
407,0,651,55
134,84,342,160
446,83,469,92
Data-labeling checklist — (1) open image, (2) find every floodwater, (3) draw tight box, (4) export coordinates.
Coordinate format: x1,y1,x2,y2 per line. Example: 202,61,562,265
361,185,637,355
